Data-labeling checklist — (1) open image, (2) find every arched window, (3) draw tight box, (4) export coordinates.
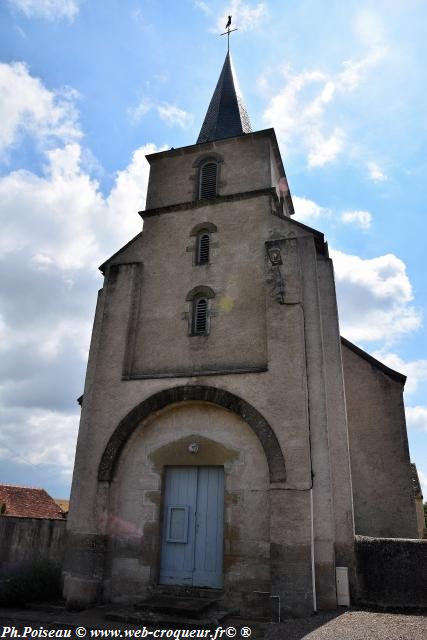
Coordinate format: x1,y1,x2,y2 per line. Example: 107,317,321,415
196,232,210,265
199,162,217,199
192,297,208,335
186,286,215,337
189,223,217,266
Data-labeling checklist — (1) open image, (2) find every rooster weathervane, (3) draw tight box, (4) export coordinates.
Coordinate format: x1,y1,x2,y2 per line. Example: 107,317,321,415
220,15,238,51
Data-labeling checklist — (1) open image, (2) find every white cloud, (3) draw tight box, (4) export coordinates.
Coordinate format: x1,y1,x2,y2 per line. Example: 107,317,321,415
107,143,164,238
130,8,151,30
354,10,387,49
194,1,211,15
307,129,345,168
7,0,79,21
0,407,79,477
405,406,427,433
341,210,372,229
293,196,330,224
332,250,421,344
0,140,156,270
370,353,427,396
0,139,158,487
0,62,81,155
294,197,373,230
1,145,100,269
338,47,385,91
264,67,325,148
0,62,164,491
14,25,27,38
367,160,387,182
263,45,385,168
157,104,192,128
128,98,192,129
213,1,267,33
129,98,152,123
257,74,269,91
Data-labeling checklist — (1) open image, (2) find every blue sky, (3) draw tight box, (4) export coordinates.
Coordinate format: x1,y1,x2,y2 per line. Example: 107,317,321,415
0,0,426,501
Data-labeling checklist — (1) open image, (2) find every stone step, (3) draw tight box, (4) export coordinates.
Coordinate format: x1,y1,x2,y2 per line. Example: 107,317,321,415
154,585,224,600
136,594,218,617
106,608,228,628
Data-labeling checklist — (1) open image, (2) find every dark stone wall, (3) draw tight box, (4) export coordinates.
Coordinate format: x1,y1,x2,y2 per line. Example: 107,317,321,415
342,344,417,539
0,516,66,574
355,535,427,608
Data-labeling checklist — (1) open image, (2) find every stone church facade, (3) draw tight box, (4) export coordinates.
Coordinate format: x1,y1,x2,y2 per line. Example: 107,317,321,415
64,53,418,616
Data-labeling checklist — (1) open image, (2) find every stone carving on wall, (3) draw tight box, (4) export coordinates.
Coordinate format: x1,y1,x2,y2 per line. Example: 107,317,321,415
266,241,285,304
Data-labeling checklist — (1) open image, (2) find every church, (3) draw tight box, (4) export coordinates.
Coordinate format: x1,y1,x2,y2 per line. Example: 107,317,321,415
64,51,418,618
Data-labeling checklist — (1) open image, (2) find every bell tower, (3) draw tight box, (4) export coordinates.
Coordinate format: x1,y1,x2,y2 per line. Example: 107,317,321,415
64,50,357,618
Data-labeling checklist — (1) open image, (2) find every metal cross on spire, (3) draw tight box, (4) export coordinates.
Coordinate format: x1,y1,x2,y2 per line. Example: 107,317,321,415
220,15,238,52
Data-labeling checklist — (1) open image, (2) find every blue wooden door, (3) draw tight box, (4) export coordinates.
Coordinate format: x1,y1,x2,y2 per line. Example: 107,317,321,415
160,467,224,588
193,467,224,588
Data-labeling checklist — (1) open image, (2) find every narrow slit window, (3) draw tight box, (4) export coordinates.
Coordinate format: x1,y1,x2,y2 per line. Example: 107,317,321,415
197,232,210,265
199,162,217,199
192,298,208,335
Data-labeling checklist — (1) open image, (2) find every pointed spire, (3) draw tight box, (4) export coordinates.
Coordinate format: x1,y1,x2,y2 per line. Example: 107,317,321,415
197,52,252,144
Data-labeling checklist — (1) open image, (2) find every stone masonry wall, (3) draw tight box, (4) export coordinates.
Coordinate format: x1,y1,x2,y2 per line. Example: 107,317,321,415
0,516,66,574
355,535,427,608
342,343,418,538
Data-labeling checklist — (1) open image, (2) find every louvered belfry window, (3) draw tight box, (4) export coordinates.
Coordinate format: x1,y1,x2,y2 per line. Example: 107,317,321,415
199,162,217,199
197,232,210,265
192,298,208,335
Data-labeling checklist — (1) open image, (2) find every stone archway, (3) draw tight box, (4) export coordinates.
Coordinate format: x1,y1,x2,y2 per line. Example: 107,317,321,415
98,385,286,483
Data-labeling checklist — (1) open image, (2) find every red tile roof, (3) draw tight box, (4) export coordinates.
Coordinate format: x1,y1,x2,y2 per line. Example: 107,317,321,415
54,499,70,515
0,484,65,519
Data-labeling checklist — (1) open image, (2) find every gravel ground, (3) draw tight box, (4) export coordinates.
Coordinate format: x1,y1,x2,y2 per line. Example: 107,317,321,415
0,606,426,640
262,608,427,640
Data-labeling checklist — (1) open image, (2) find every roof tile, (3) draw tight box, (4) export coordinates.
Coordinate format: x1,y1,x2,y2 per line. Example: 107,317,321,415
0,484,65,519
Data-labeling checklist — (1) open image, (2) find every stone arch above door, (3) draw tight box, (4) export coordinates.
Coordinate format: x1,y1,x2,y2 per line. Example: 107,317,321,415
98,385,286,483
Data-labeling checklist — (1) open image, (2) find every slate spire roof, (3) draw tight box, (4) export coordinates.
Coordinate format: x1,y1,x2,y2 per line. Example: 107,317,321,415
197,52,252,144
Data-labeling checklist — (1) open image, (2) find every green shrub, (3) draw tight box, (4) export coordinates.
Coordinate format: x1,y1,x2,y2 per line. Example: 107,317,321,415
0,561,62,607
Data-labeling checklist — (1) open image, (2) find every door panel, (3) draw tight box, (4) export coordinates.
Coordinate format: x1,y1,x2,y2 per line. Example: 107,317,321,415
160,467,224,588
166,505,189,543
160,467,197,585
193,467,224,588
